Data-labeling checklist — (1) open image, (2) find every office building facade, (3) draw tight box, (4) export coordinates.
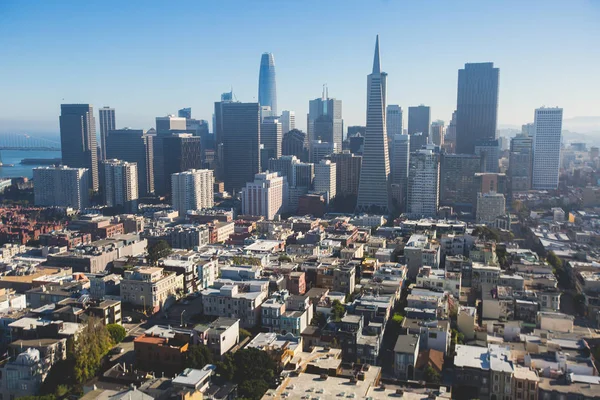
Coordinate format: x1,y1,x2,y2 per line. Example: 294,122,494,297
440,154,481,212
258,53,277,115
391,134,410,210
386,105,403,137
307,91,343,152
106,128,154,196
314,160,337,203
163,134,203,195
261,118,282,164
431,120,444,147
241,172,288,220
455,62,500,154
98,107,115,161
532,107,563,190
153,115,188,195
59,104,99,191
282,129,308,161
280,110,295,135
328,151,362,197
474,139,500,173
408,105,431,152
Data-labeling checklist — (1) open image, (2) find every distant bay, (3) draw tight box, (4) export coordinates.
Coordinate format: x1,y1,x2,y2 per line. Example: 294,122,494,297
0,149,62,179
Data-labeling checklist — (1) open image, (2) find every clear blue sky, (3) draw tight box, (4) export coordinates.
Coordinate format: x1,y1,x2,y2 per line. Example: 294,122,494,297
1,0,599,134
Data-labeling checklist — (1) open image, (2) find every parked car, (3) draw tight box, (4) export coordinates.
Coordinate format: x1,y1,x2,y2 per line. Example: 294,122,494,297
123,316,133,323
111,347,124,355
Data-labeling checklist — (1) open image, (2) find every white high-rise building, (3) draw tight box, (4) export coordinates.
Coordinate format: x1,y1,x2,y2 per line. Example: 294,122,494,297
171,169,214,215
476,192,506,225
309,140,337,164
532,107,563,190
314,160,337,203
241,172,288,220
103,159,139,213
33,166,90,210
356,36,391,212
386,105,403,137
391,134,410,209
407,149,439,217
280,110,296,135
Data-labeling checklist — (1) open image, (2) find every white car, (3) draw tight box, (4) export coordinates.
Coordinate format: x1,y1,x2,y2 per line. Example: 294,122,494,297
123,317,133,323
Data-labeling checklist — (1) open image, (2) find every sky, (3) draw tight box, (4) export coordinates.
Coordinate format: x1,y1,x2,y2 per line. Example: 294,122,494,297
1,0,599,135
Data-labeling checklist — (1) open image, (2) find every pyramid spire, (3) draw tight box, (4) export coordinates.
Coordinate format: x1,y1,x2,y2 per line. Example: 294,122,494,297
372,35,381,74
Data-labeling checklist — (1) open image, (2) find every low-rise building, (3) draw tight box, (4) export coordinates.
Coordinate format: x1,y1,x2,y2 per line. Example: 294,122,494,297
201,283,268,328
393,334,420,380
121,267,184,312
194,317,239,358
134,332,189,376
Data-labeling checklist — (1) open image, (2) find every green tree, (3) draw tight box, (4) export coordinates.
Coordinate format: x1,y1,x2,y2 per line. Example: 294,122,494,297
472,226,500,242
331,300,346,322
423,365,441,384
238,379,269,400
278,254,292,262
311,312,327,327
239,328,252,341
73,318,113,383
216,353,235,381
186,344,214,369
232,348,276,384
147,240,173,265
106,324,126,344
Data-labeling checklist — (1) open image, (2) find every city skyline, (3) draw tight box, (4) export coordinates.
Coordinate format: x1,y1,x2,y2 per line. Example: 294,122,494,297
1,1,598,134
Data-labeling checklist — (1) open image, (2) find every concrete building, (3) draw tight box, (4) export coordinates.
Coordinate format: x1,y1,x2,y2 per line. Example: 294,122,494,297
106,128,154,195
532,107,563,190
59,104,98,190
391,134,410,209
194,317,240,357
407,149,439,217
476,192,506,225
314,160,336,203
455,63,500,155
121,266,184,312
440,153,481,212
475,139,500,173
307,89,343,151
242,172,288,220
309,140,337,164
356,36,391,213
327,151,362,197
98,106,115,161
171,169,214,215
201,283,268,328
386,105,403,137
103,159,139,213
280,110,295,134
167,225,210,249
33,166,90,210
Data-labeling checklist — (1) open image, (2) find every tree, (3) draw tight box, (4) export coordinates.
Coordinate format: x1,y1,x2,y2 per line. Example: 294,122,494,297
147,240,172,266
239,328,252,341
331,300,345,322
278,254,292,262
106,324,126,344
238,379,269,400
423,365,441,384
186,344,214,369
311,312,327,327
472,226,500,242
232,348,276,384
73,318,113,383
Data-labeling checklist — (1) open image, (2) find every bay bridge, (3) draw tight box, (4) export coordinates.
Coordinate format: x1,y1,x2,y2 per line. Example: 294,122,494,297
0,133,61,151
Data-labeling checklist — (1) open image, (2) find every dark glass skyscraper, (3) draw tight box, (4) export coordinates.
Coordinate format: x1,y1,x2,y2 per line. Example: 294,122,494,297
59,104,99,191
408,105,431,152
106,128,154,196
307,91,343,152
258,53,277,115
98,106,115,161
455,62,499,154
163,134,202,195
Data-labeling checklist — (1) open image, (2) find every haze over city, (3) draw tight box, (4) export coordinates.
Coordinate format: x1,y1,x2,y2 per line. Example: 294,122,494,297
1,0,599,134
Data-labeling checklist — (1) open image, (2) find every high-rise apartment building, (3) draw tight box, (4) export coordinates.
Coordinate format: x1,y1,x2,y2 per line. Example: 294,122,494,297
258,53,277,115
455,62,499,154
261,118,282,163
391,134,410,209
171,169,214,215
163,134,202,195
407,149,439,217
33,166,90,210
98,107,115,161
106,128,154,196
314,160,336,203
328,151,362,198
220,102,261,193
474,139,500,173
408,105,431,152
59,104,99,191
280,111,296,135
440,154,481,211
431,120,445,147
356,36,391,212
307,88,343,151
103,159,139,213
476,192,506,225
241,172,288,220
386,105,403,137
532,107,563,190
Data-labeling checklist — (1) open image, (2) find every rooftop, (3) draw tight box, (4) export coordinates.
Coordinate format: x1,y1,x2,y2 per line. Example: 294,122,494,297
454,345,489,370
393,335,419,353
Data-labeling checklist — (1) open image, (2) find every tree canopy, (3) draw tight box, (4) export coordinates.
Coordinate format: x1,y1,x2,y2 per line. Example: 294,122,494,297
215,348,277,400
186,344,214,369
331,300,346,322
73,318,113,383
423,365,441,384
106,324,126,344
147,240,173,265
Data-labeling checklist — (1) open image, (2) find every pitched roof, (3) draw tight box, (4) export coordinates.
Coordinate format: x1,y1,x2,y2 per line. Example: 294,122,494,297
416,348,444,373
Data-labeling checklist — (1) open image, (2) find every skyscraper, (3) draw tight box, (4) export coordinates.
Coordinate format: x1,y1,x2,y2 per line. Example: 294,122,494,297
328,151,362,198
307,89,343,151
440,153,481,211
356,35,391,212
106,128,154,196
260,118,282,164
153,115,188,195
444,111,457,153
103,159,139,213
509,132,534,193
163,134,203,195
314,160,336,203
431,120,445,147
242,172,288,220
532,107,563,190
474,139,500,173
391,134,410,210
171,169,214,214
60,104,99,191
309,140,337,164
258,52,277,115
178,107,192,119
98,107,115,161
280,110,296,135
386,105,403,138
407,149,440,217
455,62,500,154
33,166,90,210
408,105,431,152
282,129,308,161
221,102,261,193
